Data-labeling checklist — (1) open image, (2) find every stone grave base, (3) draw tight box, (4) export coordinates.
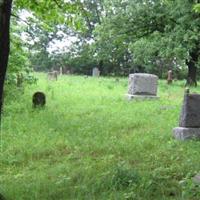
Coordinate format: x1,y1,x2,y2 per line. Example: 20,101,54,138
173,127,200,140
126,94,159,100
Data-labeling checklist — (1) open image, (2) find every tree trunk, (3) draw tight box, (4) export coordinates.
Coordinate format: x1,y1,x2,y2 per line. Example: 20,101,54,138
186,63,197,86
0,0,13,123
186,49,199,87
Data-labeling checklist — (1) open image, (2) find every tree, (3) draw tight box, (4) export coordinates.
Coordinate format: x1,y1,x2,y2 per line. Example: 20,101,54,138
0,0,13,123
94,0,200,84
0,0,82,122
7,21,33,86
25,20,65,71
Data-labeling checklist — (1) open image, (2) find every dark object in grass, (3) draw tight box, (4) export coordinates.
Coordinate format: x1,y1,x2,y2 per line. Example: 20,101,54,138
0,193,6,200
32,92,46,108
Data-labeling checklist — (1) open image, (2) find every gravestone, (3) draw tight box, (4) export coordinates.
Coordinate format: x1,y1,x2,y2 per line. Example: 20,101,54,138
47,71,58,80
92,67,100,77
32,92,46,108
193,174,200,184
173,90,200,140
59,67,63,75
167,70,173,84
127,73,159,100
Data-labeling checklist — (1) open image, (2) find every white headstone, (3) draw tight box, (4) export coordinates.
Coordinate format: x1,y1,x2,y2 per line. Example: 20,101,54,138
92,67,100,77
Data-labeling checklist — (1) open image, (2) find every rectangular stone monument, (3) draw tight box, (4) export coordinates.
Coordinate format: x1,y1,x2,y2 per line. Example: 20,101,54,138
127,73,159,100
59,67,63,75
92,67,100,77
173,92,200,140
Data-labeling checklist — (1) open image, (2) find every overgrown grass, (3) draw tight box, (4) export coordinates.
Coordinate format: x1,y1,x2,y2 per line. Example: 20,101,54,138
1,74,200,199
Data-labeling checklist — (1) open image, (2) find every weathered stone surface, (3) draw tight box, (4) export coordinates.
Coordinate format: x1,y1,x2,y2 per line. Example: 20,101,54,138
193,174,200,184
173,127,200,140
59,67,63,75
92,67,100,77
127,94,159,100
47,71,58,80
167,70,173,84
179,94,200,127
32,92,46,108
128,73,158,96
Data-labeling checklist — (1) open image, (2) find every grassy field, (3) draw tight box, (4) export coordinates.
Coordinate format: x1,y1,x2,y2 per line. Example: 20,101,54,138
1,74,200,200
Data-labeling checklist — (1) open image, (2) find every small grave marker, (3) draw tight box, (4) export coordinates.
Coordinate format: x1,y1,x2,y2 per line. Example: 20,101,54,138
167,70,173,84
32,92,46,108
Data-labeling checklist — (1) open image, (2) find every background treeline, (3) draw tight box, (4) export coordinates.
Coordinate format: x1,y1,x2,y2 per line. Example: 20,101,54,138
8,0,200,85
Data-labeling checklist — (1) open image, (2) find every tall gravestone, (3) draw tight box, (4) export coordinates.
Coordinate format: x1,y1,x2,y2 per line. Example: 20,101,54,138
92,67,100,77
173,90,200,140
167,70,173,84
127,73,159,100
59,67,63,75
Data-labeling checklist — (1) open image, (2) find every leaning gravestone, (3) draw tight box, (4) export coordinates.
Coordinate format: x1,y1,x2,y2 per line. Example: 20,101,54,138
173,90,200,140
92,67,100,77
32,92,46,108
127,73,159,100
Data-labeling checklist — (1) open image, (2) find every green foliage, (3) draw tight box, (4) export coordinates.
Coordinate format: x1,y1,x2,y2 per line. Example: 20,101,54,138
7,20,36,86
2,74,200,199
111,164,140,190
14,0,79,26
194,3,200,12
9,0,200,79
91,0,200,78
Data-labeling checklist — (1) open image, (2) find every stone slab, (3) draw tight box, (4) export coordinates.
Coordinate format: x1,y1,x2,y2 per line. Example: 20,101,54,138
193,174,200,184
92,67,100,77
128,73,158,96
179,94,200,127
126,94,159,100
173,127,200,140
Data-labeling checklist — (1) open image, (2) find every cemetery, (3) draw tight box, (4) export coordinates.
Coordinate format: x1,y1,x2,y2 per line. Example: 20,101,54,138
2,73,200,200
1,0,200,200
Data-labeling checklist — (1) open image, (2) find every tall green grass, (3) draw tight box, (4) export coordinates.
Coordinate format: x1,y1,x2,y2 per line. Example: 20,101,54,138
1,74,200,199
